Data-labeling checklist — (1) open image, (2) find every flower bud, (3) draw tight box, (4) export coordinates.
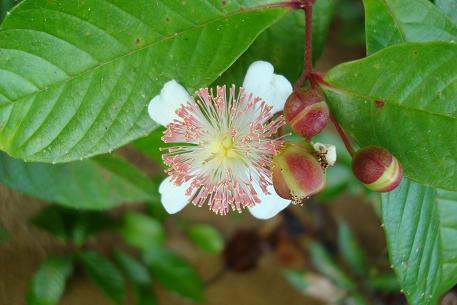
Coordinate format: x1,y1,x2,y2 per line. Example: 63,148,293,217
272,142,326,204
284,89,330,140
352,146,403,192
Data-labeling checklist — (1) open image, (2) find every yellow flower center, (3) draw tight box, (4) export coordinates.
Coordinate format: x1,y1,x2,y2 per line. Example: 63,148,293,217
211,135,239,160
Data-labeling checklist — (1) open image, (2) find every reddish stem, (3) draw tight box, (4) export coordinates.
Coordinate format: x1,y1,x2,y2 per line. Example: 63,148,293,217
294,1,314,90
309,72,335,89
255,1,304,10
308,72,355,156
304,4,313,75
330,115,354,157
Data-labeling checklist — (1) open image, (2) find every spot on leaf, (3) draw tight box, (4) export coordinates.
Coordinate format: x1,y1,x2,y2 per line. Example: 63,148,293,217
374,100,385,108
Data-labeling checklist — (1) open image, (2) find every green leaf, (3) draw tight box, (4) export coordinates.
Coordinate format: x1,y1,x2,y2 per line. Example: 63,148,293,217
120,212,165,251
283,270,310,291
114,250,151,288
436,0,457,25
363,0,457,55
26,255,73,305
0,0,286,163
382,178,457,305
344,294,371,305
187,224,224,255
218,0,335,85
364,3,457,303
309,242,355,290
337,220,367,275
366,273,400,293
0,152,157,209
78,251,125,305
321,42,457,191
143,247,204,302
0,224,9,240
32,206,116,244
133,127,167,167
282,270,346,303
136,287,157,305
0,0,17,22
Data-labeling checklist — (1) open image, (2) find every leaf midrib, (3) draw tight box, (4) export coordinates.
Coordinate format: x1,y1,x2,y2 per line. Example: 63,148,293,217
382,0,407,42
0,5,282,107
324,82,457,120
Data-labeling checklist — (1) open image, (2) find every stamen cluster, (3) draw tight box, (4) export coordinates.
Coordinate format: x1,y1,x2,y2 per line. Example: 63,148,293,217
162,85,285,215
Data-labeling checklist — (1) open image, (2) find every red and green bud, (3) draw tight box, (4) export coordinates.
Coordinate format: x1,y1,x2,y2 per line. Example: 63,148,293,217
284,89,330,140
352,146,403,192
272,142,326,204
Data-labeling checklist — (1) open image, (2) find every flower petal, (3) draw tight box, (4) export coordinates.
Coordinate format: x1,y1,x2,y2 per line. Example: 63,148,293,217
148,80,192,126
248,183,291,219
158,177,191,214
313,142,337,167
242,61,293,113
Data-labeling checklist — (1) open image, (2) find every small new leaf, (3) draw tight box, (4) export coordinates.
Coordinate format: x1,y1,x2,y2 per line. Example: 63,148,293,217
78,251,125,305
120,212,165,251
26,255,73,305
187,224,224,255
337,220,367,275
114,250,151,288
309,242,355,290
143,247,204,302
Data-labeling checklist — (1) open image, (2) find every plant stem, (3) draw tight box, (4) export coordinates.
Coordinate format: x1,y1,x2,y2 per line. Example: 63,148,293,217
308,72,356,157
255,1,303,10
330,115,354,157
294,1,314,90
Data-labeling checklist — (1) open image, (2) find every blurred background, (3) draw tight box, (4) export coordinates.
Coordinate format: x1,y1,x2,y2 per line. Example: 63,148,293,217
1,0,456,305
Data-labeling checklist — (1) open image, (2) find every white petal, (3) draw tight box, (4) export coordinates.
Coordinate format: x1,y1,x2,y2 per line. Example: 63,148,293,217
313,142,337,166
242,61,293,113
248,184,291,220
148,80,192,126
270,74,294,113
325,145,337,166
158,177,191,214
243,61,274,93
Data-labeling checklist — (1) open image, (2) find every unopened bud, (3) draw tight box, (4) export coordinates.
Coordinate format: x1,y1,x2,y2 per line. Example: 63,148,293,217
272,142,326,204
352,146,403,192
284,89,330,140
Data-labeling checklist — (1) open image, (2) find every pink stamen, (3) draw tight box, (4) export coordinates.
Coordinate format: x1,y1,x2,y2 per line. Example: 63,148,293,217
162,85,285,215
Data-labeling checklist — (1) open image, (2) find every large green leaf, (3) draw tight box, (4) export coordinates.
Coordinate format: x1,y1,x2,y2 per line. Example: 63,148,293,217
0,152,158,209
0,0,287,163
78,251,125,305
27,255,73,305
436,0,457,25
143,247,204,302
382,178,457,305
218,0,335,85
321,42,457,191
0,0,17,21
363,2,457,303
363,0,457,55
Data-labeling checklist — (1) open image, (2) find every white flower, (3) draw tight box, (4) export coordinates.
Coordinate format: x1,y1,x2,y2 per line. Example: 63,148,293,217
148,61,293,218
